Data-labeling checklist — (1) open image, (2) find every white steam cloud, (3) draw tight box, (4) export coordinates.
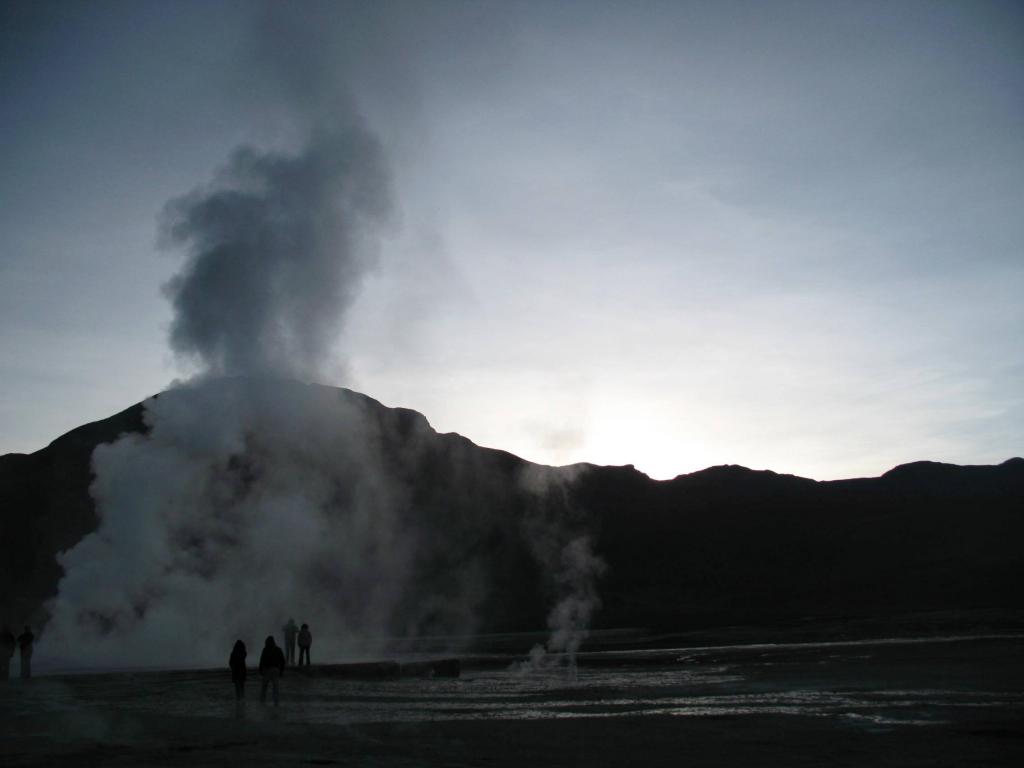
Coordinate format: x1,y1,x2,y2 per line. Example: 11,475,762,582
162,126,391,379
42,4,608,671
44,379,496,667
519,466,607,679
43,6,414,667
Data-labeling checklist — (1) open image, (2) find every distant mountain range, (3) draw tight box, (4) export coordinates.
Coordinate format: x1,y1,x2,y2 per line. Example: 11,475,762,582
2,380,1022,637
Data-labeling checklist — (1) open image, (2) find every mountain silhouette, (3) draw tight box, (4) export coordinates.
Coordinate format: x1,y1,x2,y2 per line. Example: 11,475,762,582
2,379,1022,638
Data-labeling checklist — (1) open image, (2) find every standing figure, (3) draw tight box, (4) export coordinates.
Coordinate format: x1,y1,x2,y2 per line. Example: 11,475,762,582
0,626,15,681
17,626,34,679
282,618,298,665
297,623,312,667
259,636,285,705
229,640,247,700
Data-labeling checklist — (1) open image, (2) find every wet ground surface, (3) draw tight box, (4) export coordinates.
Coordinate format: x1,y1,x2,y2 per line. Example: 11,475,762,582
5,633,1023,725
2,634,1022,766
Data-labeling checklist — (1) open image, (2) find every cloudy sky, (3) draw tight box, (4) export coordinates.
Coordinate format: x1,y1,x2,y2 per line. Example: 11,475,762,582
1,0,1021,480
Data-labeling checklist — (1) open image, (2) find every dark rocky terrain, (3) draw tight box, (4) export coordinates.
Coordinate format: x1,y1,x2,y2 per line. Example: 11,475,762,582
2,380,1022,638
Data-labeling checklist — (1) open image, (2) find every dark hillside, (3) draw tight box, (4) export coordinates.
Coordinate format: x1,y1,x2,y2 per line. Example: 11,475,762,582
1,382,1021,637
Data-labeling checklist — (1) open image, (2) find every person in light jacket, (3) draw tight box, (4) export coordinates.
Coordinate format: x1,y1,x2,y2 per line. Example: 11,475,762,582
16,626,34,680
282,618,298,665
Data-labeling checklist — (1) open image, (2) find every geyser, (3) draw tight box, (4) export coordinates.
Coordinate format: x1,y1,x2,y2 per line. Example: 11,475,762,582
42,6,606,671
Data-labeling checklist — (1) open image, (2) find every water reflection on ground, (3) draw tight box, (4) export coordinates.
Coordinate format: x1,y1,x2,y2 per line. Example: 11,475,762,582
2,635,1022,731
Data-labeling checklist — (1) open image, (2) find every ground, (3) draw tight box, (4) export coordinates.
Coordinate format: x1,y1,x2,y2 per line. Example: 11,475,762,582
2,633,1022,766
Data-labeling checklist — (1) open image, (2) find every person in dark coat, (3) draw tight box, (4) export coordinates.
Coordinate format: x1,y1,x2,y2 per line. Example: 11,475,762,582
229,640,247,700
17,626,34,680
259,635,285,705
297,623,312,667
1,626,15,681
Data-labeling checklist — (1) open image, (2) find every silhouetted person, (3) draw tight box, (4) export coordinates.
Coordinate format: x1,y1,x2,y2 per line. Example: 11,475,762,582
297,623,312,667
282,618,298,665
17,626,34,679
229,640,247,700
0,626,15,681
259,635,285,705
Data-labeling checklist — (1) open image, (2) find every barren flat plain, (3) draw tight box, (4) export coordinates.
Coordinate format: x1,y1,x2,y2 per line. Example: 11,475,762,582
2,631,1023,767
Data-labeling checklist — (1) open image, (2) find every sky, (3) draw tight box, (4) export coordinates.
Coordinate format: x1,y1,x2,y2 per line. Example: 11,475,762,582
1,0,1022,481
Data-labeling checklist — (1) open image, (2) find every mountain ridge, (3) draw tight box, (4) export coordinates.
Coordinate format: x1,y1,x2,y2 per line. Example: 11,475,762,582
2,379,1022,638
5,379,1017,487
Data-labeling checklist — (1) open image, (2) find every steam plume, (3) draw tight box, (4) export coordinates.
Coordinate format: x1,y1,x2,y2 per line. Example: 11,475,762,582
41,4,608,671
44,6,412,665
43,380,488,667
519,466,607,679
543,536,606,678
163,126,391,379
